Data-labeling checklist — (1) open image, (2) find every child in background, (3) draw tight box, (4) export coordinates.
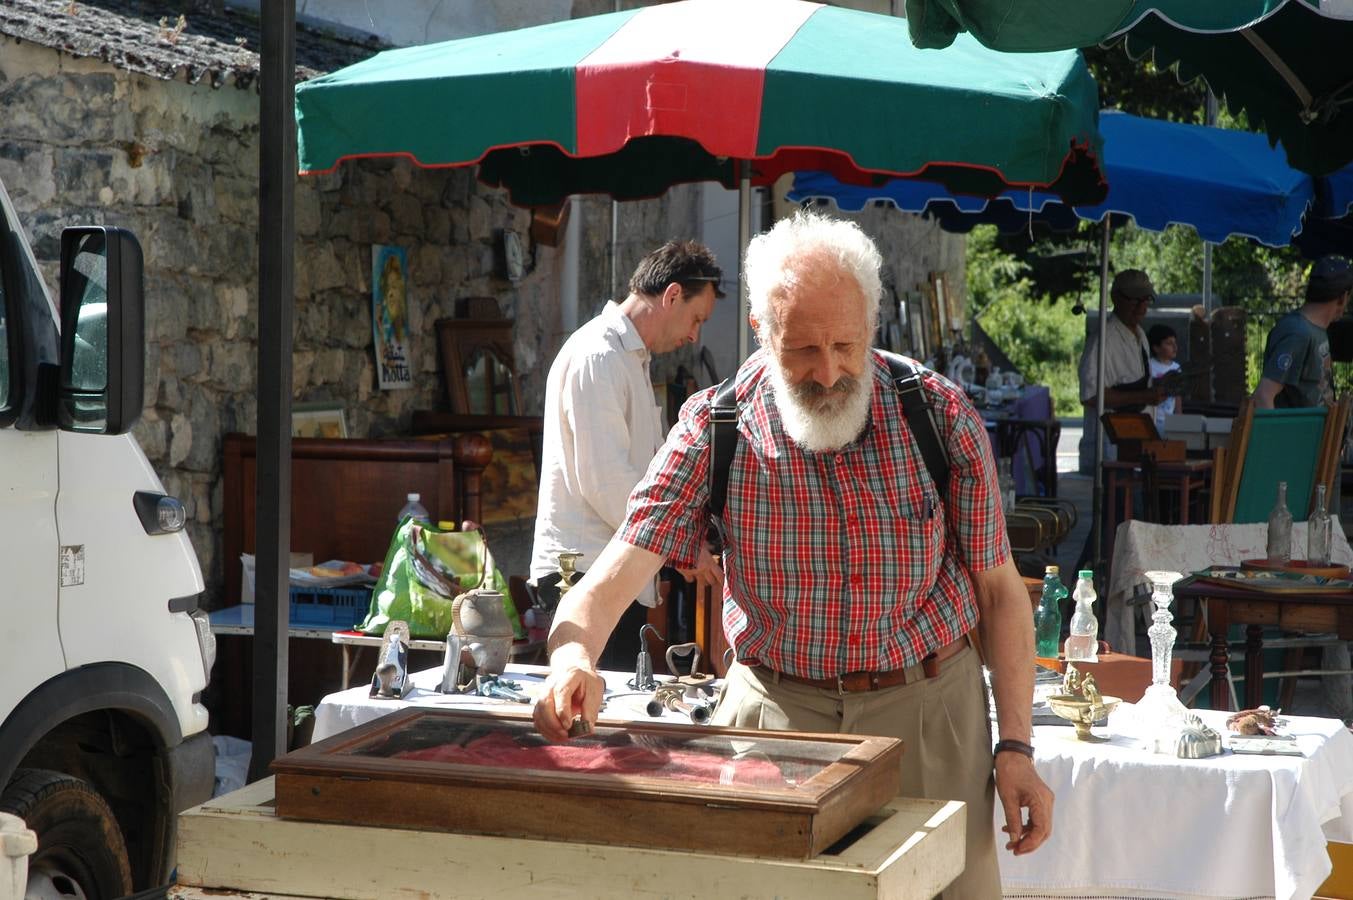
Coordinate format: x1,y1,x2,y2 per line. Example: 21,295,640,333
1147,323,1183,434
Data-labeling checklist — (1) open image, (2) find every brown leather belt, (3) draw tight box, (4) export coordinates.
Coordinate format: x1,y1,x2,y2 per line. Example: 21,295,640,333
761,634,970,695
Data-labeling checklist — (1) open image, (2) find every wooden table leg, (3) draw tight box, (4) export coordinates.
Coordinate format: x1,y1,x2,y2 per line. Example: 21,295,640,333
1180,476,1192,525
1209,602,1233,711
1245,623,1265,709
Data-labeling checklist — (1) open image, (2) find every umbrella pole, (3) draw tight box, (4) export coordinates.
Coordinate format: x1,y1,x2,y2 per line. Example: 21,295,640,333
1202,92,1219,316
1092,219,1111,571
737,161,752,362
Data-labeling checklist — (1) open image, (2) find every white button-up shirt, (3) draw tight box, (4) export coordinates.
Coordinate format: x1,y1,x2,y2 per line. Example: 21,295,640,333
531,303,665,605
1078,312,1150,404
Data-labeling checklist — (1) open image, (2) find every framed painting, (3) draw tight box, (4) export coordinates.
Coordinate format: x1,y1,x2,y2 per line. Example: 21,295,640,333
476,427,541,526
271,707,903,859
291,402,347,439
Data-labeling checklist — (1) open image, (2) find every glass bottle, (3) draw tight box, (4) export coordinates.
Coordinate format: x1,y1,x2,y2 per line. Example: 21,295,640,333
1063,569,1099,662
1308,482,1332,567
997,457,1016,513
1266,481,1293,565
1033,565,1066,658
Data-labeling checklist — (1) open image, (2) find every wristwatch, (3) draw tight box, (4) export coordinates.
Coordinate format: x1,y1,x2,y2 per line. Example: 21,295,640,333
993,738,1035,759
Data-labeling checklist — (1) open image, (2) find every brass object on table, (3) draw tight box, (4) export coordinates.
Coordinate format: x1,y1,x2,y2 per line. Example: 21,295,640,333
555,550,584,601
1047,664,1120,742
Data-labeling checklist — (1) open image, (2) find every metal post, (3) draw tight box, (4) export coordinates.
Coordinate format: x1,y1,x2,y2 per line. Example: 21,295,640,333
1202,91,1219,315
249,0,295,782
1091,220,1111,569
610,199,620,300
737,161,752,361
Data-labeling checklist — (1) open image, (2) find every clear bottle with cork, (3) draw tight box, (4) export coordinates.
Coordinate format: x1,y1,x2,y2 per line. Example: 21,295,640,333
1266,481,1293,565
397,492,430,525
1308,482,1332,567
1063,569,1099,663
997,458,1016,513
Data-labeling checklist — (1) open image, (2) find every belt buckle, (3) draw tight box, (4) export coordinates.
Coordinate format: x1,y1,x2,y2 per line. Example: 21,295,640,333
835,671,879,694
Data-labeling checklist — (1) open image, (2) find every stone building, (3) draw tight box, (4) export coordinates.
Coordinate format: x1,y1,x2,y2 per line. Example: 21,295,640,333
0,0,961,606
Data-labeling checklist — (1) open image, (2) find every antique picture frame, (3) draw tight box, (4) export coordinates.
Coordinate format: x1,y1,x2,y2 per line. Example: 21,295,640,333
291,401,348,439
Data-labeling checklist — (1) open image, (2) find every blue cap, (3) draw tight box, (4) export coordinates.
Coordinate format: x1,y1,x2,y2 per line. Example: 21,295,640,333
1307,255,1353,303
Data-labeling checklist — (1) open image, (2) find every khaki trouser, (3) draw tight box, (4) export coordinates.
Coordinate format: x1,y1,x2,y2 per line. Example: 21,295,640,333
712,646,999,900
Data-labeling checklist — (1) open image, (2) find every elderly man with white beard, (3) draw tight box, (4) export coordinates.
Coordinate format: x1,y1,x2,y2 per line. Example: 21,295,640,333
533,213,1052,898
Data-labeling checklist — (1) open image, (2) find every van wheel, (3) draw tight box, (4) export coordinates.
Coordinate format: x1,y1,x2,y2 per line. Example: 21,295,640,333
0,769,133,900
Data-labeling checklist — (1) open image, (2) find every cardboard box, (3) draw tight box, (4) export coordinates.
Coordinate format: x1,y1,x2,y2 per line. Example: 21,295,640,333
1163,413,1232,452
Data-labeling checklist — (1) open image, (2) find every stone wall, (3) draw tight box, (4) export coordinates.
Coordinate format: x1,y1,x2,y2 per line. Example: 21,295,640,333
1,34,957,608
0,37,708,604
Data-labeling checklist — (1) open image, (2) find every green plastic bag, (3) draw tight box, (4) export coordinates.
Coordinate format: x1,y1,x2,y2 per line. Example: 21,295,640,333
359,519,523,640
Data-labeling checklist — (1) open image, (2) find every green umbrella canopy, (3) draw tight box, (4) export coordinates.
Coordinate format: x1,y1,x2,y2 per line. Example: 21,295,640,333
295,0,1106,205
906,0,1353,174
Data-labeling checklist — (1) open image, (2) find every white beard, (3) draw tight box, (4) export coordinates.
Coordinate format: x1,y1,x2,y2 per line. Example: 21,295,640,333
767,361,872,452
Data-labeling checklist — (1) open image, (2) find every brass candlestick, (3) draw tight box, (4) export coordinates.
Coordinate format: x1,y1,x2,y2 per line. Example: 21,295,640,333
556,550,584,602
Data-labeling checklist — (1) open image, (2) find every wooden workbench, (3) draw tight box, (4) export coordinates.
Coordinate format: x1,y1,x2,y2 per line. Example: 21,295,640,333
170,777,965,899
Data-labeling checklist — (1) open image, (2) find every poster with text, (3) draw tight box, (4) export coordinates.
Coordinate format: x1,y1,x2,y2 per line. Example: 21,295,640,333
372,244,412,390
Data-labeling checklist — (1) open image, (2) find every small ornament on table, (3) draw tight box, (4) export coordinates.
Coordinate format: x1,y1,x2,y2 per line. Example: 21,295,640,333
1225,706,1283,735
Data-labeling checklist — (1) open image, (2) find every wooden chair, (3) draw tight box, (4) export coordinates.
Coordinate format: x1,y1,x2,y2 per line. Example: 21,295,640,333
1210,396,1352,524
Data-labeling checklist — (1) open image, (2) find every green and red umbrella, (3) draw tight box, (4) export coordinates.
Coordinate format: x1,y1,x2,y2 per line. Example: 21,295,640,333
906,0,1353,175
295,0,1107,206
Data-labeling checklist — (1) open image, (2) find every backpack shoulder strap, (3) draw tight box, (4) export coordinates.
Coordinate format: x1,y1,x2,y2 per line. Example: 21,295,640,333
706,354,952,515
707,375,739,518
879,351,951,497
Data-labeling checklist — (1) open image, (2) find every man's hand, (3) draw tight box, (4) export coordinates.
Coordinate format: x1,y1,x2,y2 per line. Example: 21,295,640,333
532,651,605,742
677,548,724,595
994,752,1054,855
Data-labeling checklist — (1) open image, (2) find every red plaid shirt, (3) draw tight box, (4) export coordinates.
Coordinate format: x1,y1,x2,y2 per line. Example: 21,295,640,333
619,350,1010,678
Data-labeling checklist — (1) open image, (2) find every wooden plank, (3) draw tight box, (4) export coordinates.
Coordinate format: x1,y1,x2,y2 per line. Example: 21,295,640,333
1222,399,1254,524
1316,840,1353,900
177,779,965,900
1279,605,1341,634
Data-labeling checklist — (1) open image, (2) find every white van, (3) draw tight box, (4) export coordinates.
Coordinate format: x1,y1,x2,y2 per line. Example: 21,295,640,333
0,177,215,897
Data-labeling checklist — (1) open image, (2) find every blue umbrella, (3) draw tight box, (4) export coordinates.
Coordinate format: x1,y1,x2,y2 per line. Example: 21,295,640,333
790,111,1316,247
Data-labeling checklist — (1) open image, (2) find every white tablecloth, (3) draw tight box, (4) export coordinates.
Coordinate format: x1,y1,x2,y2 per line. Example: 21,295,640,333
997,707,1353,900
1106,521,1353,655
311,663,702,742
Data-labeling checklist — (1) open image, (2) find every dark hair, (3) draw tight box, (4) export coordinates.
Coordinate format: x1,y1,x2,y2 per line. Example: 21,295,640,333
1147,324,1177,349
628,240,724,301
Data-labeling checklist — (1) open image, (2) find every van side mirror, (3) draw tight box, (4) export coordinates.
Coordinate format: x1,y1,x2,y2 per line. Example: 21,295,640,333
58,227,144,434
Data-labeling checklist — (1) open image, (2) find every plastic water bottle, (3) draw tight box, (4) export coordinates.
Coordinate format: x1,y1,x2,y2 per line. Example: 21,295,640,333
1033,565,1066,658
1266,481,1292,565
397,492,430,525
1063,569,1099,662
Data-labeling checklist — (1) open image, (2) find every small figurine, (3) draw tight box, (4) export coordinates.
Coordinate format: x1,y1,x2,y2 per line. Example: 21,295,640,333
369,620,410,700
1062,663,1082,697
1081,672,1102,709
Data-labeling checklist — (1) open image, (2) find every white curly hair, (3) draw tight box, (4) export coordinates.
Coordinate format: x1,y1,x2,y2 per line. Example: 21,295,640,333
744,212,882,343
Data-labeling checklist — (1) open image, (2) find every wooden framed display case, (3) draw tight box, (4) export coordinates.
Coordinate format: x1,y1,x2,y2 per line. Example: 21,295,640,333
271,708,903,859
